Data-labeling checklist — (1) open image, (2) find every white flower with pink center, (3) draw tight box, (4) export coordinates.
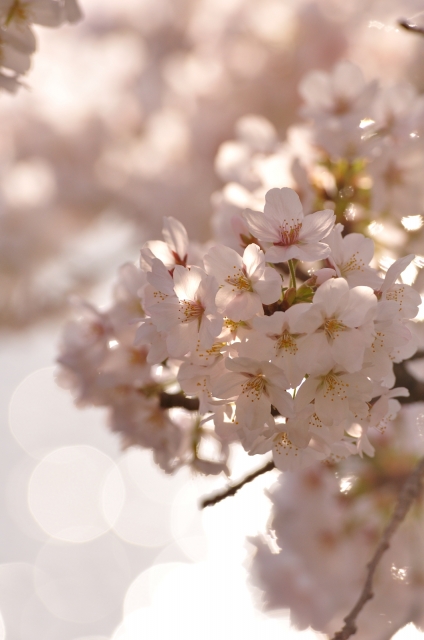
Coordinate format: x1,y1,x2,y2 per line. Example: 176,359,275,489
295,367,373,428
243,187,335,263
141,216,189,270
325,224,382,289
152,265,222,358
377,254,421,320
297,277,377,374
212,357,294,433
203,242,282,321
250,304,311,387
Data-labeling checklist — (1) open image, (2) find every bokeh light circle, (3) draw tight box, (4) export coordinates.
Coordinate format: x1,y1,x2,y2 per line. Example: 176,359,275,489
34,535,131,624
9,367,118,459
28,445,125,543
109,450,175,547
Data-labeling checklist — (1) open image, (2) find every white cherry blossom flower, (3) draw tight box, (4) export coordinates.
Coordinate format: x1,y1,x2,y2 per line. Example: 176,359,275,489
134,319,169,364
178,353,226,414
203,242,282,321
295,367,373,428
325,224,382,289
243,187,335,263
141,216,189,270
271,430,324,472
212,357,294,433
147,263,222,358
377,254,421,320
299,60,376,125
297,277,377,374
364,318,413,384
250,304,311,387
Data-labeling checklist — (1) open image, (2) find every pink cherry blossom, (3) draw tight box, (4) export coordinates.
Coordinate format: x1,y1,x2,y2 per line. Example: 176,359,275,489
212,356,294,434
243,187,335,263
296,277,377,374
203,242,282,321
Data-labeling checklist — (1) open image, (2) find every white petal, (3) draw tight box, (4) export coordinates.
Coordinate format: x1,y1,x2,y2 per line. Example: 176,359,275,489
225,292,263,321
243,209,281,243
204,244,243,283
341,286,377,326
313,277,349,317
213,372,244,399
243,243,265,279
173,265,204,300
162,217,189,261
264,187,303,225
254,268,282,304
299,209,335,242
331,331,365,372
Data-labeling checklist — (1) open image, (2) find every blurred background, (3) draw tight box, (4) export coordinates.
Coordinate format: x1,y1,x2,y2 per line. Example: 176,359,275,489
3,0,424,637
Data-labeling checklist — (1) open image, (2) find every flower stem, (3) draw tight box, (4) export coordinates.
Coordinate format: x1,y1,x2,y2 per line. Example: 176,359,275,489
288,259,297,290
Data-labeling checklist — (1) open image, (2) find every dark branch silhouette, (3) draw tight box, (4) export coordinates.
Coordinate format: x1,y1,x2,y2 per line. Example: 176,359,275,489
331,456,424,640
398,18,424,35
159,391,199,411
200,460,276,508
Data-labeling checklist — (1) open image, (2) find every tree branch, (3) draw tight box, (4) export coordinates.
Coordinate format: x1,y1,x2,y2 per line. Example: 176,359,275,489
331,456,424,640
398,19,424,35
159,391,199,411
393,359,424,404
200,460,276,509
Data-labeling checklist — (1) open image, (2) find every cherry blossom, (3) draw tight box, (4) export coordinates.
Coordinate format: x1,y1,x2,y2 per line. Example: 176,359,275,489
243,187,335,263
250,304,311,387
146,262,222,358
325,224,382,289
212,357,294,434
203,242,282,321
296,277,377,374
141,216,189,270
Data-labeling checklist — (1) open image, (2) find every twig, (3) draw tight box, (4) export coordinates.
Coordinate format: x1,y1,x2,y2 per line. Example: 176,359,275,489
398,19,424,35
200,460,276,509
159,391,199,411
393,360,424,405
331,456,424,640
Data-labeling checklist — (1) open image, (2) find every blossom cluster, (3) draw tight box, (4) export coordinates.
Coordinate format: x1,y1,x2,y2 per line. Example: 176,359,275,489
212,60,424,277
250,406,424,638
2,5,421,331
57,186,420,477
0,0,81,92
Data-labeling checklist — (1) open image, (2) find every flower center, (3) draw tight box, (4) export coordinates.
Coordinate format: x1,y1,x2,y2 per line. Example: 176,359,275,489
275,222,302,247
241,373,266,399
225,269,252,292
6,1,28,24
324,317,347,339
341,251,365,275
273,432,297,455
320,372,348,399
179,299,204,323
275,330,298,355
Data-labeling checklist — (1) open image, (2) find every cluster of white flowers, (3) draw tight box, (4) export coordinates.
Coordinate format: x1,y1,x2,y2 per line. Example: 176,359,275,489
2,2,422,331
250,407,424,638
0,0,81,92
212,60,424,274
57,185,420,477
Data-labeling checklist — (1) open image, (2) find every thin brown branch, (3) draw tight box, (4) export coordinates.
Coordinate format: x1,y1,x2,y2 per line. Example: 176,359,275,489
159,391,199,411
200,460,276,509
393,360,424,404
398,19,424,35
331,456,424,640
